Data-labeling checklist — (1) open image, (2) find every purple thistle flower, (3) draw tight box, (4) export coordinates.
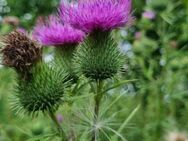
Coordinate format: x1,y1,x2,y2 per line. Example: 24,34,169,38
33,16,85,46
142,10,156,20
59,0,132,33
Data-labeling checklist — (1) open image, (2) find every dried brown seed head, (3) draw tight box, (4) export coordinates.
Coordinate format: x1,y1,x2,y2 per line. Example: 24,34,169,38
1,31,42,74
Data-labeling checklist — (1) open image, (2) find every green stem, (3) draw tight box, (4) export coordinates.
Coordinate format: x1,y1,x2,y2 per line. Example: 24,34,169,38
91,80,103,141
48,111,67,140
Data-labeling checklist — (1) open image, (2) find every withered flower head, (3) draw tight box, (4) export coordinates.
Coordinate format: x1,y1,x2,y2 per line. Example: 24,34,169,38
1,31,42,75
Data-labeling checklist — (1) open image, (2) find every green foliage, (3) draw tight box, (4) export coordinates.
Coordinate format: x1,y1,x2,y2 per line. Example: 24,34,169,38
13,63,68,116
74,31,124,80
5,0,60,28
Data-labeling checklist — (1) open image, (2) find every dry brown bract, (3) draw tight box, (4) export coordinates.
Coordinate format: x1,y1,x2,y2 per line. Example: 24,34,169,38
1,31,42,73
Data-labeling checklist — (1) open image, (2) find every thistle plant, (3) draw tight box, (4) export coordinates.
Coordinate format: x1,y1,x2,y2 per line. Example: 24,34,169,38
0,0,133,140
60,0,132,80
33,15,85,82
1,31,68,139
60,0,132,140
1,0,188,141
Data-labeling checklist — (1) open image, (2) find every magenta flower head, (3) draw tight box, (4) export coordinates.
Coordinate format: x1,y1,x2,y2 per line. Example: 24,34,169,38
33,15,85,46
59,0,132,33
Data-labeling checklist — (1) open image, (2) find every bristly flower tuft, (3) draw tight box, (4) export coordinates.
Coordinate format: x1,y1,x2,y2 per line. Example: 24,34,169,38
59,0,132,33
1,31,42,77
33,15,85,46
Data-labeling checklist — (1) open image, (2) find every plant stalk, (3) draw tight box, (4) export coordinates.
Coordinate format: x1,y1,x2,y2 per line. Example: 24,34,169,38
91,80,103,141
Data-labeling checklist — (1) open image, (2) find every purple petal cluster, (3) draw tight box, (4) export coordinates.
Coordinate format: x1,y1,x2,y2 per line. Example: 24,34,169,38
59,0,132,33
33,16,85,46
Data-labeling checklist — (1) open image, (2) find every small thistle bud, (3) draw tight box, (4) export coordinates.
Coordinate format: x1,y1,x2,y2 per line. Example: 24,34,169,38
1,31,42,79
13,63,68,116
74,31,123,80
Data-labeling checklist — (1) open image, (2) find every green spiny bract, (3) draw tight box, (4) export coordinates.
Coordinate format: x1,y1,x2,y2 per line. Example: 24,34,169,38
74,31,123,80
13,63,68,116
55,45,78,83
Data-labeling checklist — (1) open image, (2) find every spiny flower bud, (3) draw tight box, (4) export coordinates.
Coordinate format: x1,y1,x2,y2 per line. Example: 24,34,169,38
1,31,42,79
13,63,69,116
74,31,123,80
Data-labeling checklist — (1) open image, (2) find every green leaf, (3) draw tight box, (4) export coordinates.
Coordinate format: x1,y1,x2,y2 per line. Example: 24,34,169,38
111,105,140,141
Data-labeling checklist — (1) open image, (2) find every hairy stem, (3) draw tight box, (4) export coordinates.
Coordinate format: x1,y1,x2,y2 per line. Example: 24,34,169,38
91,80,103,141
48,111,67,140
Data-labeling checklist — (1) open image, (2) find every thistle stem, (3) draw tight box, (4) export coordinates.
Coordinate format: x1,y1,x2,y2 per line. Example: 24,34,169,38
48,111,67,140
91,80,103,141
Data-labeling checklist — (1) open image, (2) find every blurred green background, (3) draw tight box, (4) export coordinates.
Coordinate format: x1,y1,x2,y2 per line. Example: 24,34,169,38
0,0,188,141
